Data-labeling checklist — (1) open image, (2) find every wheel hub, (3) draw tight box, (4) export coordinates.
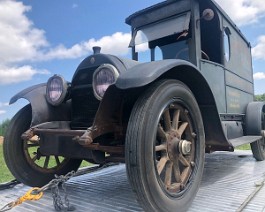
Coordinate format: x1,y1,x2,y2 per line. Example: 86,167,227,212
179,140,192,155
167,130,192,161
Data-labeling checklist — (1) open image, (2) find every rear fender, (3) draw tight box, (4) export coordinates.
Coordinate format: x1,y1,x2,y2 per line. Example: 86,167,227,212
245,102,265,135
10,83,71,126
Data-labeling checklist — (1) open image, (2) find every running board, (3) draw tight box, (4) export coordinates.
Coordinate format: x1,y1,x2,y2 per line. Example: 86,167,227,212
229,136,262,147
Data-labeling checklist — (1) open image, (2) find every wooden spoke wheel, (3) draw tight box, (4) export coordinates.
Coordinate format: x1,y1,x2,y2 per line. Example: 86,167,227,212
23,135,70,173
155,104,196,195
4,105,81,187
126,80,205,212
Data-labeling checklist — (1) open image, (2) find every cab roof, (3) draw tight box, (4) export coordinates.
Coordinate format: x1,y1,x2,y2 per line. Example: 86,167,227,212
125,0,249,45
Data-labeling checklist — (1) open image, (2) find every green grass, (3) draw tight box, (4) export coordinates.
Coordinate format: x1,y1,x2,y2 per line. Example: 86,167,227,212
235,144,251,150
0,143,92,184
0,143,14,183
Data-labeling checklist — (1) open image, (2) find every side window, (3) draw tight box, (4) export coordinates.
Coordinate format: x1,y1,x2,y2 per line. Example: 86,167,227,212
224,27,231,62
135,43,150,62
154,46,163,60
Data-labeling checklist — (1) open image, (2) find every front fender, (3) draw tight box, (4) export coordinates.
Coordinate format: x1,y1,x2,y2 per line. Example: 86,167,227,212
115,59,196,89
10,83,71,126
115,59,233,152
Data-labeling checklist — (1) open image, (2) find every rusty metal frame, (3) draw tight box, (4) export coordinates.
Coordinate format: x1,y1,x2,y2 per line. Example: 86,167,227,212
76,86,124,146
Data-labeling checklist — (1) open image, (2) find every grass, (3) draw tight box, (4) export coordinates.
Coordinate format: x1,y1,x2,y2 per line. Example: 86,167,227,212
235,144,251,150
0,142,14,183
0,137,92,183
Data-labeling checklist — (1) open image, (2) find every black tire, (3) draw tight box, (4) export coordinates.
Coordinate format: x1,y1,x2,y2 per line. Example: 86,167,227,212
125,80,205,212
3,105,82,187
246,102,265,161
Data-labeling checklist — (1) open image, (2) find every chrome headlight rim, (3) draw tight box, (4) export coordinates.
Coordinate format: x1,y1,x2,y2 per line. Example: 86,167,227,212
92,64,119,100
46,75,68,106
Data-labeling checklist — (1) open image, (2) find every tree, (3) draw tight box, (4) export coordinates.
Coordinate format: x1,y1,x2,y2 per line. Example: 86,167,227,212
0,119,10,136
254,94,265,102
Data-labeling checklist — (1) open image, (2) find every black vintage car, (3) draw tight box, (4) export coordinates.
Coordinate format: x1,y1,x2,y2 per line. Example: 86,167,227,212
4,0,265,211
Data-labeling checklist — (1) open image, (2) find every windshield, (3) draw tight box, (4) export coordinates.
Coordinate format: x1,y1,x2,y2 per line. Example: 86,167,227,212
135,38,189,63
130,12,191,62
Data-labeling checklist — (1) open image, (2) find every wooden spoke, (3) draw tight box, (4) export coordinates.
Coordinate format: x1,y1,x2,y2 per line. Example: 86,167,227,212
179,154,190,167
32,155,38,162
55,156,61,166
26,143,39,148
172,109,180,130
43,156,50,169
155,144,166,152
163,109,171,132
173,162,181,183
157,124,167,141
169,183,181,192
157,157,168,175
181,167,192,183
178,122,188,137
165,162,173,187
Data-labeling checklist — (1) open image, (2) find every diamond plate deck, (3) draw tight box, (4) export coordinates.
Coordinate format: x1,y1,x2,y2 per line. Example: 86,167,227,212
0,150,265,212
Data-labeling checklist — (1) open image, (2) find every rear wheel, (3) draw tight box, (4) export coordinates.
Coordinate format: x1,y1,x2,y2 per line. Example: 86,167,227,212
4,105,82,187
126,80,205,212
246,102,265,161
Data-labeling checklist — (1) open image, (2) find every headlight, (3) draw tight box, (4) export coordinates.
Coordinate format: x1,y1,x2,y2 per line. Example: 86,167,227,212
46,75,68,106
93,64,119,100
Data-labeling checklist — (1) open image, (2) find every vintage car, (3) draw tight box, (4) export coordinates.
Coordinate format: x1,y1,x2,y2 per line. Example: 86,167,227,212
4,0,265,211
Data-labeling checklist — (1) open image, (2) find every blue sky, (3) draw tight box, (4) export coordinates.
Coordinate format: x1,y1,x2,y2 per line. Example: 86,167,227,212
0,0,265,122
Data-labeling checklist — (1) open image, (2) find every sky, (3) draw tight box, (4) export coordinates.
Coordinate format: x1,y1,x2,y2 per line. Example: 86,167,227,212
0,0,265,122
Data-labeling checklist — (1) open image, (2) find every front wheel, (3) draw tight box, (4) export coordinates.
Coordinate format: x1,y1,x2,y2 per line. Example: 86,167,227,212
3,105,82,187
126,80,205,212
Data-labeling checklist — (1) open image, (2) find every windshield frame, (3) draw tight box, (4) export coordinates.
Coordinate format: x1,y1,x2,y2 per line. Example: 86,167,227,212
130,12,191,62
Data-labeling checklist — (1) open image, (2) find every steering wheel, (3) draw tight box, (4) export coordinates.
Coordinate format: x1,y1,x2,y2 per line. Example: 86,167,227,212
176,48,210,60
201,50,210,60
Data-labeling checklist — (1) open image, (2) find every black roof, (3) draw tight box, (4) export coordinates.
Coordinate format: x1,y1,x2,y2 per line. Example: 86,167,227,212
125,0,190,28
125,0,249,44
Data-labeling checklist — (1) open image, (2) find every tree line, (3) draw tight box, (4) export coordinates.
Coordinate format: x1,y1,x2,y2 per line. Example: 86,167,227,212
0,119,10,136
0,94,265,136
255,94,265,101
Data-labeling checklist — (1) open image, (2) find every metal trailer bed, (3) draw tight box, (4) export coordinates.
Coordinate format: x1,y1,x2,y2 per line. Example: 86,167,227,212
1,150,265,212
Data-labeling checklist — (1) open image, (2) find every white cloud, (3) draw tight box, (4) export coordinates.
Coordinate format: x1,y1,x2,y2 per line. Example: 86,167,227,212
0,102,8,115
0,1,131,85
41,32,131,60
0,0,49,85
0,0,48,64
0,102,8,107
0,65,50,85
0,0,130,63
253,72,265,80
252,36,265,60
215,0,265,26
84,32,131,55
0,110,6,115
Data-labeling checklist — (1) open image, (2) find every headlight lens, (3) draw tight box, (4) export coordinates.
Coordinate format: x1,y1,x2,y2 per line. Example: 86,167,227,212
46,75,68,106
93,64,119,100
